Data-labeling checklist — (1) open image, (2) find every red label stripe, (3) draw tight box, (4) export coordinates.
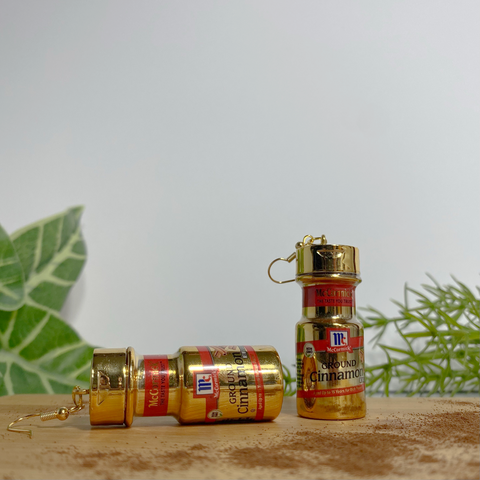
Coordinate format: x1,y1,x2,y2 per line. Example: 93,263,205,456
296,337,364,354
196,346,218,423
144,355,169,416
303,284,355,308
297,384,365,398
245,345,265,421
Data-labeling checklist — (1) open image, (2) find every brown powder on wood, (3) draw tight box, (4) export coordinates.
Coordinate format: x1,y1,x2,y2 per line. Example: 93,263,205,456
46,446,211,477
406,411,479,445
435,399,478,407
228,431,419,477
37,401,478,479
225,403,479,478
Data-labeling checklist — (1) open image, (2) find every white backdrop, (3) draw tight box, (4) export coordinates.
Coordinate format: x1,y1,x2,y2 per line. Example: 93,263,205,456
1,1,479,371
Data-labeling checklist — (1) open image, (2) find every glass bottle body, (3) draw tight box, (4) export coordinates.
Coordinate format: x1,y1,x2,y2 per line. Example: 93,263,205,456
131,345,284,424
296,277,366,420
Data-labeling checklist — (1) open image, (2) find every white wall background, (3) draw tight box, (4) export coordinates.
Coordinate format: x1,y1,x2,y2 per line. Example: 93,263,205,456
1,1,479,370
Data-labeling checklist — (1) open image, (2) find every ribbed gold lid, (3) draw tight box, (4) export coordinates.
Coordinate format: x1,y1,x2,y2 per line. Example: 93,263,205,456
295,235,360,279
89,347,136,426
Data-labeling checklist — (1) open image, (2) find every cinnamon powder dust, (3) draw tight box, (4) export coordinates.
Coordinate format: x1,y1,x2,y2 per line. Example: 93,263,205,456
226,403,479,478
32,400,479,480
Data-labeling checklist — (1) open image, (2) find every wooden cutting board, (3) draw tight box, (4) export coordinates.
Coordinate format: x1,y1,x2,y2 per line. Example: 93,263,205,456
0,395,478,480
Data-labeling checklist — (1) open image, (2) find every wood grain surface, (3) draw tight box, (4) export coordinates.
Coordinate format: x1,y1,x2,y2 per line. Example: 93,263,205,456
0,395,478,480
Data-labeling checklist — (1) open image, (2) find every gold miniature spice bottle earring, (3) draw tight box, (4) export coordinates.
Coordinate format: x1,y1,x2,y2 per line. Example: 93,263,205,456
268,235,366,420
8,345,284,436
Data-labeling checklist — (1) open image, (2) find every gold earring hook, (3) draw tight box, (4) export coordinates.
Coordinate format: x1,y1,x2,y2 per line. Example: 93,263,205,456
7,412,43,438
267,235,328,284
267,252,296,284
7,386,89,438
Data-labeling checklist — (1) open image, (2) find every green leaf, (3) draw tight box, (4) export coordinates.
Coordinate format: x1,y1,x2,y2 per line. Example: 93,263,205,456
11,206,86,312
0,207,93,395
0,223,25,311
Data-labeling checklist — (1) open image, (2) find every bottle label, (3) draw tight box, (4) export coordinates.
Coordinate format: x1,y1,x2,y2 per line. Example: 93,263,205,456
196,345,266,423
296,334,365,399
303,284,355,308
144,355,170,416
142,346,279,422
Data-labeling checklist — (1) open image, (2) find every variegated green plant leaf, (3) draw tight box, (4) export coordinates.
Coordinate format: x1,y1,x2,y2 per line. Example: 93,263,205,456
0,207,93,396
0,223,25,311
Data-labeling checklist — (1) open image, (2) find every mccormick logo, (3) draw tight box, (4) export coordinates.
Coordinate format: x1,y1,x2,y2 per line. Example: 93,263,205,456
326,328,352,353
193,369,220,398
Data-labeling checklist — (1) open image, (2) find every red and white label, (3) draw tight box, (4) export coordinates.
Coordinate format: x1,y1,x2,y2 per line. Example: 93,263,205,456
144,355,169,416
197,345,266,422
296,332,365,399
296,336,363,355
245,345,265,421
297,384,365,398
196,346,220,423
303,284,355,308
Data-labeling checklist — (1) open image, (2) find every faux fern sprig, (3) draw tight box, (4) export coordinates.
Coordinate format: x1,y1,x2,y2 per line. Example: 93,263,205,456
283,365,296,396
361,275,479,396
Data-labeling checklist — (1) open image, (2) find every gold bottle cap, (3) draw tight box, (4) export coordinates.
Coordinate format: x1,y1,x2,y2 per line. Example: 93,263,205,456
268,235,360,284
89,347,136,426
295,235,360,279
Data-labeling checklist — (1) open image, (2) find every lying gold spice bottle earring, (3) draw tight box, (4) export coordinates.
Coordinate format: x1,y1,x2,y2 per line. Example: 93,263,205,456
8,345,284,437
268,235,366,420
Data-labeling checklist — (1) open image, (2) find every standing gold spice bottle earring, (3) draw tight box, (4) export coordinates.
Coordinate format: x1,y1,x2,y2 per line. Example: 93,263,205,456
268,235,366,420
